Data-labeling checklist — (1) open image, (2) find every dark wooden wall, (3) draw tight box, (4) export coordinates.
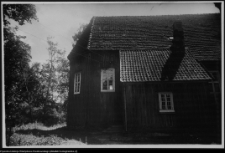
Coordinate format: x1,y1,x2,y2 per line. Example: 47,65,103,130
199,60,221,140
67,49,123,129
67,46,217,133
123,82,217,132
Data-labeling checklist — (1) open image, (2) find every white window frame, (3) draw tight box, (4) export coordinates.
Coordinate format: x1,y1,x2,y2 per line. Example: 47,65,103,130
158,92,175,113
101,68,115,92
74,72,81,94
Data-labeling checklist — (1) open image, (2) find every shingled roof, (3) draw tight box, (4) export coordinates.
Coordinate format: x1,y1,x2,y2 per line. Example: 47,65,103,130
120,50,211,82
88,14,221,61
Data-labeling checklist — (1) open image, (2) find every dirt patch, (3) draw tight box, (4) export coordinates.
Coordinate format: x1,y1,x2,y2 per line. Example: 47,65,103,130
61,140,87,145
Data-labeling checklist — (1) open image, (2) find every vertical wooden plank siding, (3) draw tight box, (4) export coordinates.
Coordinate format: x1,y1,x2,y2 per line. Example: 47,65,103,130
124,82,213,132
68,50,124,129
68,48,214,132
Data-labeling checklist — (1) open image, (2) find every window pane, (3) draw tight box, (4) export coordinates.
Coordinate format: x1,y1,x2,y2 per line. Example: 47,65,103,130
109,85,113,90
162,101,166,110
77,83,80,92
77,74,80,82
166,97,171,102
75,83,77,92
103,80,107,90
76,83,78,92
167,101,171,110
109,77,113,86
161,95,165,101
166,94,171,101
109,77,113,90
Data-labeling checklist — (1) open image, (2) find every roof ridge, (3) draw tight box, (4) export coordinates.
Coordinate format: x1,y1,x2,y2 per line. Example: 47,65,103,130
120,49,170,52
93,13,220,18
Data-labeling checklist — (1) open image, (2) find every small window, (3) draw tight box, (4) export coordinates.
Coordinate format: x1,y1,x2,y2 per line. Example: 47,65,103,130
158,92,174,112
101,68,115,92
74,72,81,94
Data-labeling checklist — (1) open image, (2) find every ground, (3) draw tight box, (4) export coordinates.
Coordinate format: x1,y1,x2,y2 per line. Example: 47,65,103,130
8,123,220,146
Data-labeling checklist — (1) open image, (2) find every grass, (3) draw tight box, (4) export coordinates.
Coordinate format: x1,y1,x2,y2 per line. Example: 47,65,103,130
9,122,86,146
10,133,65,146
13,122,66,131
8,122,221,146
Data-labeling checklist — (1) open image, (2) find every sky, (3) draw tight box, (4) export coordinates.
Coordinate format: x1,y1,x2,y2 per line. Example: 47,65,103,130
5,2,220,65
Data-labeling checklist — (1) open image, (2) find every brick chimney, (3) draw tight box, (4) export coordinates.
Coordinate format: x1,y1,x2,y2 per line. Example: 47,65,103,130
170,21,185,54
161,21,185,81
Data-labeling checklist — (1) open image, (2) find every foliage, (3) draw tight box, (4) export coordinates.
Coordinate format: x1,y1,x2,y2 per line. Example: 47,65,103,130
43,37,69,103
4,4,39,146
3,4,38,26
55,51,69,104
214,3,221,12
4,4,69,146
28,37,69,126
72,23,88,47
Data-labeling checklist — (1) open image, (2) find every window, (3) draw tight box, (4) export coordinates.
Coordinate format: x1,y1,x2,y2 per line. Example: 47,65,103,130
158,92,174,112
101,68,115,92
74,72,81,94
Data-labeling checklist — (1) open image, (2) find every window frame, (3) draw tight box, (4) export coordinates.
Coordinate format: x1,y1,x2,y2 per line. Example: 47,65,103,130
101,68,115,92
74,72,81,94
158,92,175,113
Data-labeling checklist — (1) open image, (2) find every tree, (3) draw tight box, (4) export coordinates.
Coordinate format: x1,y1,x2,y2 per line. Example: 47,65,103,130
3,4,38,146
44,37,70,103
44,37,68,102
28,39,69,126
214,3,221,13
55,50,69,104
3,4,38,26
72,23,88,47
45,37,59,101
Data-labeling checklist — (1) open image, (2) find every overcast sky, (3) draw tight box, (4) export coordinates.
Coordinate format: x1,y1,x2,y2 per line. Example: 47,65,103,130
5,2,220,64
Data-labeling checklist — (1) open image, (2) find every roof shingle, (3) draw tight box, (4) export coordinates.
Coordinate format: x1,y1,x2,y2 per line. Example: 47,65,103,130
88,14,221,61
120,50,211,82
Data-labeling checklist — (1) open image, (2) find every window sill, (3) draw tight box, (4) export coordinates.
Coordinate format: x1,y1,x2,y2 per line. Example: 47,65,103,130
74,93,80,95
159,110,175,113
101,90,115,92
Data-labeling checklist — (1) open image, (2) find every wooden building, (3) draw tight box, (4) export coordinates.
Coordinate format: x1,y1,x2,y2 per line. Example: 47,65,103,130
67,14,221,134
